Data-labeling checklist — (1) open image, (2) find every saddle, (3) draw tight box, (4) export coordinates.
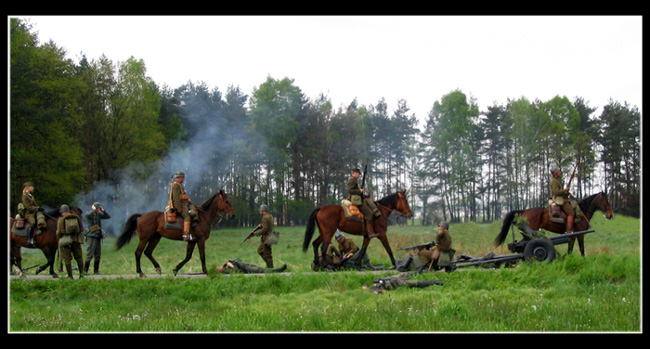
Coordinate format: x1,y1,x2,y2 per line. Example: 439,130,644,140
10,220,43,237
340,199,363,222
547,201,582,224
164,216,199,230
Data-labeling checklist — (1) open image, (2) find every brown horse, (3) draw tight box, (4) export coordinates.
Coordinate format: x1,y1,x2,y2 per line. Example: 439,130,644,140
303,190,413,269
494,192,614,256
10,206,84,278
116,190,236,277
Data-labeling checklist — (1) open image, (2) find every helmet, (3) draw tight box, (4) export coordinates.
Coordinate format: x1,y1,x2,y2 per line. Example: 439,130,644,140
175,171,186,178
438,221,449,229
60,204,70,213
352,167,361,173
551,167,561,176
259,204,269,212
93,202,102,208
335,230,344,241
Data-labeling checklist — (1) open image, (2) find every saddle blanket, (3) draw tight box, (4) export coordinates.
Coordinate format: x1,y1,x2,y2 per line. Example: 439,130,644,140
340,200,363,222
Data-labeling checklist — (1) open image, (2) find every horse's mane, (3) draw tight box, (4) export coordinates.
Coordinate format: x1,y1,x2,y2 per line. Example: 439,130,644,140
579,192,603,212
376,192,400,207
199,190,227,211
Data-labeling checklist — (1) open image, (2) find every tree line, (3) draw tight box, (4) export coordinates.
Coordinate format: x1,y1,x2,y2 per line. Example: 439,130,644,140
9,18,641,231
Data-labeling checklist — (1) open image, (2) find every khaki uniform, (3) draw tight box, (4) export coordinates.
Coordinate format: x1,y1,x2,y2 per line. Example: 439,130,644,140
56,213,84,279
551,177,574,216
338,236,371,268
22,192,45,228
170,181,192,222
255,213,275,268
418,226,453,269
84,208,111,274
347,175,379,236
365,272,443,293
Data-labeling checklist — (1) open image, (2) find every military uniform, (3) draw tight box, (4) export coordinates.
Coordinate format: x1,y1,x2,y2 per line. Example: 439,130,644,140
347,168,380,237
218,259,287,274
21,182,46,245
255,205,275,268
84,202,111,275
336,233,371,268
363,272,443,294
56,205,84,279
169,171,196,241
418,221,454,271
550,167,575,233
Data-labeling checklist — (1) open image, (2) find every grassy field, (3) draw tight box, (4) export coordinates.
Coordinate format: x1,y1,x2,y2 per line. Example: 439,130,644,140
8,213,641,332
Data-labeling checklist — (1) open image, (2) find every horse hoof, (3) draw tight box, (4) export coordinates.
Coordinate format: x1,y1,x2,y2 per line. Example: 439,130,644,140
156,267,162,275
138,273,146,278
173,269,179,276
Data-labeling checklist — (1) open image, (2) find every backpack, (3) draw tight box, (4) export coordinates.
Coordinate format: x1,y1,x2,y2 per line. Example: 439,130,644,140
64,216,80,234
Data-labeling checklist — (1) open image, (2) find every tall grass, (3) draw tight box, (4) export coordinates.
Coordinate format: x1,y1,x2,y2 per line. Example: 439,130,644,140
9,214,640,332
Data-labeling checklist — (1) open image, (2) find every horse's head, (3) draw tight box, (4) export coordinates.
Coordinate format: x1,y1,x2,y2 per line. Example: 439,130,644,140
216,189,236,219
597,191,614,220
395,190,413,218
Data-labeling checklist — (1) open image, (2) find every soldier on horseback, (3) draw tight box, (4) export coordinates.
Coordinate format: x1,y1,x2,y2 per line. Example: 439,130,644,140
550,166,576,233
347,167,381,238
21,182,46,246
169,171,198,241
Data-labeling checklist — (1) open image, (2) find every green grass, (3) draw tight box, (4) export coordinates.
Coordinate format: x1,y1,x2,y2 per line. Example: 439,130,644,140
9,214,641,332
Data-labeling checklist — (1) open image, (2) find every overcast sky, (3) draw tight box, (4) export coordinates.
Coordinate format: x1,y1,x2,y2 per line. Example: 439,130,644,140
18,15,642,126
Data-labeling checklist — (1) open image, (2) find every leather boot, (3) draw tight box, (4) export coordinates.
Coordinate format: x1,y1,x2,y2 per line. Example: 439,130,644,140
77,259,84,278
26,226,34,246
366,222,378,238
94,258,101,274
566,215,575,233
65,262,74,279
182,221,192,241
84,260,91,275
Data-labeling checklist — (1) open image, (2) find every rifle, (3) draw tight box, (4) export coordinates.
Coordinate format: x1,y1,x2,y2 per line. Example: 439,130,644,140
398,241,436,252
241,226,261,244
566,160,580,192
360,161,368,190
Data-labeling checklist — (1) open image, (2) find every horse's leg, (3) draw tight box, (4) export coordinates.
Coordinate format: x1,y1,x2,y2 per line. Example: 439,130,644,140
377,235,396,266
356,235,371,268
174,242,196,276
577,234,586,257
567,236,575,255
311,235,323,268
134,239,149,277
197,240,207,274
143,235,163,275
10,243,23,276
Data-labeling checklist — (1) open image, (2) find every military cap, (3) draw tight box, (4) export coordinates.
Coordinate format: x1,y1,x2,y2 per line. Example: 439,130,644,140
23,182,34,188
352,168,361,173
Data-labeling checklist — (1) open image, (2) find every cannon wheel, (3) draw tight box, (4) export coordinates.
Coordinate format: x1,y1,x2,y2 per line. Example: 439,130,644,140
523,238,556,263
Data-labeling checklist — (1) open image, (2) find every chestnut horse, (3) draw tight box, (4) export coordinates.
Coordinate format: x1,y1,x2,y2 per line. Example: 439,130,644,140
303,190,413,269
494,192,614,256
116,190,235,277
10,206,83,278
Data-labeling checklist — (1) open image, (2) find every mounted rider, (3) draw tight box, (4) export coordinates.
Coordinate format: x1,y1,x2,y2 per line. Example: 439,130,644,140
550,166,576,233
21,182,46,246
347,167,381,238
169,170,198,241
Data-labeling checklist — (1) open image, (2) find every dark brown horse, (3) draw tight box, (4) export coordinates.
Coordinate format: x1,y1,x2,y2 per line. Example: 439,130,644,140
116,190,236,277
10,206,83,278
494,192,614,256
303,190,413,269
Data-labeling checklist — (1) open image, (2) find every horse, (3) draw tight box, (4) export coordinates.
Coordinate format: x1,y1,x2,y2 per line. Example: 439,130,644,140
10,206,84,278
116,190,236,277
303,190,413,270
494,192,614,256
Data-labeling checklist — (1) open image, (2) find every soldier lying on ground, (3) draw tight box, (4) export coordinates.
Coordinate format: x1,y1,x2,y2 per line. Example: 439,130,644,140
217,259,287,274
362,271,443,294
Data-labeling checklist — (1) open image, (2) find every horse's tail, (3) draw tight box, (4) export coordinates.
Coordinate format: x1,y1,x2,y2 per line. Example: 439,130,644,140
302,207,321,252
494,210,524,247
116,213,142,250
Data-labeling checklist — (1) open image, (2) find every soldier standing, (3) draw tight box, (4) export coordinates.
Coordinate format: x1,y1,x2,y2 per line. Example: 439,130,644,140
347,167,380,238
21,182,46,246
254,204,275,268
84,202,111,275
56,205,84,279
170,171,196,241
550,167,575,233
